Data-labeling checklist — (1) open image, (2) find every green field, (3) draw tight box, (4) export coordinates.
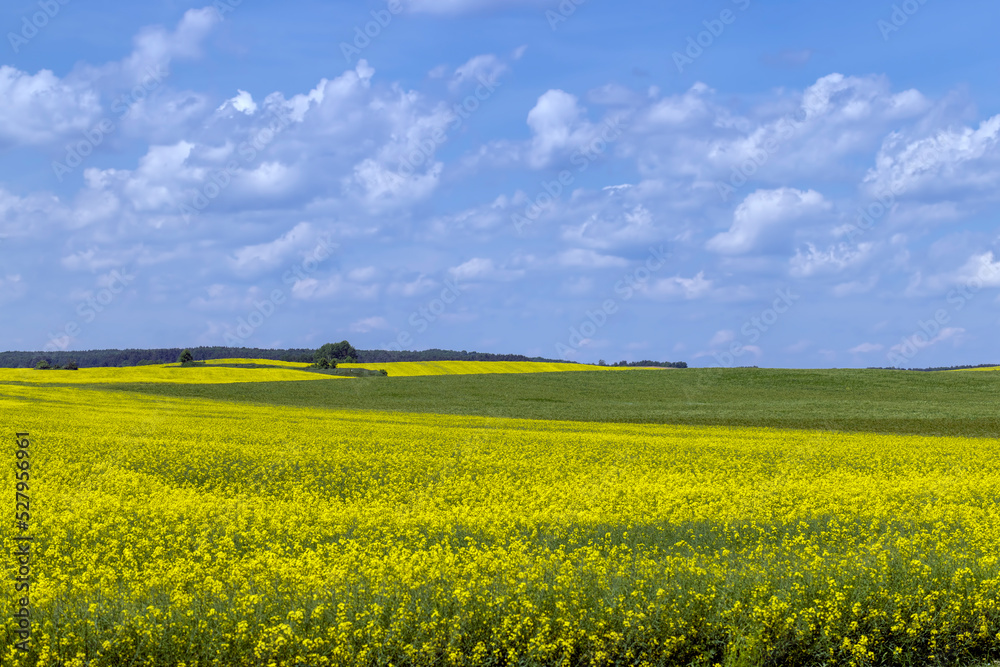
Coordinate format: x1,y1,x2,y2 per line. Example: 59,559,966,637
59,367,1000,438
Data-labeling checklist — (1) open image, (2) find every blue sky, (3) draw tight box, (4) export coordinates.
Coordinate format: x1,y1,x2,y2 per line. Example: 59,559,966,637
2,0,999,368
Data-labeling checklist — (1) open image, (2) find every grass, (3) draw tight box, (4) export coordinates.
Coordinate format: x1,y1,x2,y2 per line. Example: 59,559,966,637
65,366,1000,438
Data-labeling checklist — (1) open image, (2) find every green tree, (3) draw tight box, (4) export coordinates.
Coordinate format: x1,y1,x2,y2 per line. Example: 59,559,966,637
315,341,358,363
317,358,331,369
35,360,51,370
178,349,194,364
65,360,79,370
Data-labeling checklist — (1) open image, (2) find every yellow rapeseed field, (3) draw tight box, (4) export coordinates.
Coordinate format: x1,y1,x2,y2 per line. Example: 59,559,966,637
0,364,340,385
0,360,625,384
1,371,999,666
949,366,1000,372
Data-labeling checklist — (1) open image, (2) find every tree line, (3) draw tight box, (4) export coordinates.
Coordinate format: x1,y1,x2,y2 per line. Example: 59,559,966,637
0,342,687,369
601,360,688,368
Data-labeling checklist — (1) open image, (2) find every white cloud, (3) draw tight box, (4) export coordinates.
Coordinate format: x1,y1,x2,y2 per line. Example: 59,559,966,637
290,275,378,301
919,251,1000,294
348,267,378,282
641,271,712,299
0,8,224,150
556,248,628,269
864,114,1000,198
707,188,831,254
118,7,222,79
832,275,879,297
217,89,258,116
229,222,315,276
953,251,1000,287
0,67,101,147
849,342,883,353
789,242,874,278
426,196,510,236
644,82,714,126
448,257,524,281
709,330,735,346
526,90,586,169
626,73,930,187
450,54,506,92
561,199,661,251
515,90,627,170
349,316,389,333
387,275,436,297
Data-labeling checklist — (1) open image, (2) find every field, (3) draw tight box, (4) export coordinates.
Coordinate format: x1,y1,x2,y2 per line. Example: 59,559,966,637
76,366,1000,438
2,363,1000,666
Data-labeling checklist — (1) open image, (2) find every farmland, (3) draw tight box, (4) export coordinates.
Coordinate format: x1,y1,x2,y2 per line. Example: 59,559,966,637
81,365,1000,438
2,363,1000,666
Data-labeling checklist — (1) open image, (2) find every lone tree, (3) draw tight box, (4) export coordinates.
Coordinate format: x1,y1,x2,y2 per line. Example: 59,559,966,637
315,340,358,364
178,349,194,364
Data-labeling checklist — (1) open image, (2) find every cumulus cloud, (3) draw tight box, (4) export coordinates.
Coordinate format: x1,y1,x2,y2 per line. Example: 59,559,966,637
520,90,629,169
66,58,463,227
627,73,929,188
0,7,225,151
448,257,524,281
789,241,875,278
0,67,101,147
290,274,379,301
526,90,587,168
640,271,712,299
217,90,258,116
116,7,222,79
229,222,316,276
450,54,507,92
916,251,1000,294
849,342,883,353
863,115,1000,198
349,316,389,333
556,248,628,269
832,275,879,297
709,330,735,346
561,197,662,251
707,188,831,254
952,251,1000,288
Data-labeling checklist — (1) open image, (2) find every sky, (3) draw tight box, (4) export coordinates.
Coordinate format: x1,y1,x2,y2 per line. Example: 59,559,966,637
2,0,999,368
